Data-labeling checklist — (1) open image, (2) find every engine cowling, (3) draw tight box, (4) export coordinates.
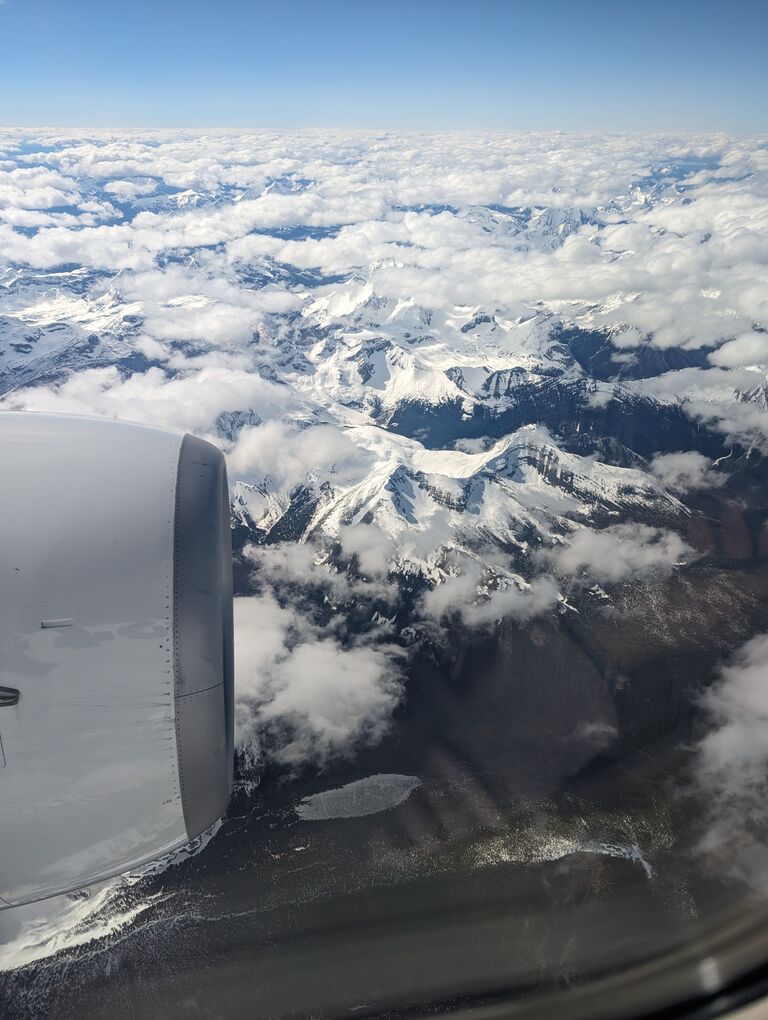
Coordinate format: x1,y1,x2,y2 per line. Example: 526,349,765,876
0,412,234,907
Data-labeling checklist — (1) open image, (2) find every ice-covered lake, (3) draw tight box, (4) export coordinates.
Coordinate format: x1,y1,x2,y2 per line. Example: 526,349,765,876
295,774,422,821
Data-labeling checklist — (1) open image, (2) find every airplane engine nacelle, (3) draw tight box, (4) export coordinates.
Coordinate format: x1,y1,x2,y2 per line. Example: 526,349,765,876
0,413,234,907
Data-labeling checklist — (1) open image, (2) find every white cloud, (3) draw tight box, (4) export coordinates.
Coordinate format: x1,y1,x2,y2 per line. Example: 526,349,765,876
103,179,157,200
229,421,373,490
610,327,645,349
233,594,403,768
549,523,692,584
421,560,559,626
693,633,768,889
649,451,725,493
244,538,397,608
2,364,290,435
337,524,394,578
0,167,80,211
709,331,768,369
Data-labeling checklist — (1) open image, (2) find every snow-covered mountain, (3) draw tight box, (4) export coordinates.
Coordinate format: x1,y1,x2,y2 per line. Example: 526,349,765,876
1,131,765,599
232,422,682,577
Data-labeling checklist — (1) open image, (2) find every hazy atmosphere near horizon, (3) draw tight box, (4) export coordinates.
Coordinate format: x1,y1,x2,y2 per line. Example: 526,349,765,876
1,3,768,1019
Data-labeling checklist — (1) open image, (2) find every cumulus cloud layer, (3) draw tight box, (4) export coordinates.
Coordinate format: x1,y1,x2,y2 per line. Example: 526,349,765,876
2,130,766,449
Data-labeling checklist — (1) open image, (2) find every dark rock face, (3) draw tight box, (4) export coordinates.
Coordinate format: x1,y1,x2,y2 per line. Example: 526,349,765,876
386,383,727,461
556,325,714,381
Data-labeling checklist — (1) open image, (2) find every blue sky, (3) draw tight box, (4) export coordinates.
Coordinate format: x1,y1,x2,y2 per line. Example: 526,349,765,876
0,0,766,130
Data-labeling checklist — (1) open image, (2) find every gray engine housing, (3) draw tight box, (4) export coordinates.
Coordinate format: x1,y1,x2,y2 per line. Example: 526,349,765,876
0,412,234,907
